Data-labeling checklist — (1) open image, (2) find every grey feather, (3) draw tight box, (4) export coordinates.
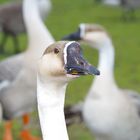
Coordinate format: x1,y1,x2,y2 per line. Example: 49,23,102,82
123,89,140,116
0,54,24,83
0,54,24,119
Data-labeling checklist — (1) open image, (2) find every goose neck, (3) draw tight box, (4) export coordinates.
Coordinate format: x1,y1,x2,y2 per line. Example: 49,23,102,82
37,77,69,140
98,41,115,73
23,0,54,58
90,40,117,95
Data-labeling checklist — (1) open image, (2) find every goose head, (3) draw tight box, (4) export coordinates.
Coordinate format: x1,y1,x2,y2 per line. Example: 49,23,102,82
38,41,100,83
63,23,112,51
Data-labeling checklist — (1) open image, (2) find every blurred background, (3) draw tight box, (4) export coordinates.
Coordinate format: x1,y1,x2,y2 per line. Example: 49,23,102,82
0,0,140,139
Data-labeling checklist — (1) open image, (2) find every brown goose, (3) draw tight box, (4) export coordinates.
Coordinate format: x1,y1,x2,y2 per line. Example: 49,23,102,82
37,41,99,140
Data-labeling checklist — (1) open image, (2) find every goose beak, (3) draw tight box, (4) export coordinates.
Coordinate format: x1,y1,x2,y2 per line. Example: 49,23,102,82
62,29,81,41
65,58,100,76
64,42,100,76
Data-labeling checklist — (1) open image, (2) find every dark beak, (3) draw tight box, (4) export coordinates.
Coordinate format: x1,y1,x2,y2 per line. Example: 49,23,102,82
65,60,100,76
64,42,100,76
62,29,81,41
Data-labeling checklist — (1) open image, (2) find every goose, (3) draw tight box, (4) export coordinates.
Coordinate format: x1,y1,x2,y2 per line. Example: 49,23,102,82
0,0,54,140
63,23,140,140
0,103,2,121
0,0,51,53
37,41,100,140
120,0,140,20
103,0,120,6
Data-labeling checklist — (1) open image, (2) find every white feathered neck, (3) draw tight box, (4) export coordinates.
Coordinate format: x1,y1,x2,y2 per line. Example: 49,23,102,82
89,37,118,97
37,77,69,140
23,0,54,59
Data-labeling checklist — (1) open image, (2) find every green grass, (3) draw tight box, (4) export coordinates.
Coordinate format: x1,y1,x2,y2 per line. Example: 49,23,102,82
0,0,140,139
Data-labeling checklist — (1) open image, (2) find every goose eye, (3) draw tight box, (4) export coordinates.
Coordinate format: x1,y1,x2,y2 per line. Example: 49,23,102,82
54,48,59,54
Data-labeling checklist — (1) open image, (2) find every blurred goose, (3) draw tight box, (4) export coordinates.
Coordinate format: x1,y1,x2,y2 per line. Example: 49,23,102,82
120,0,140,19
0,0,51,53
0,0,54,140
63,23,140,140
0,103,2,121
37,41,100,140
103,0,120,6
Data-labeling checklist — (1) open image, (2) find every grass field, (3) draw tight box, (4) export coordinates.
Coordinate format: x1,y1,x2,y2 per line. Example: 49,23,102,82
0,0,140,139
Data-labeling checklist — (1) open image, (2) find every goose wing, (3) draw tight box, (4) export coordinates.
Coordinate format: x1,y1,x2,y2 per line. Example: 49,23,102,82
0,54,24,91
123,89,140,116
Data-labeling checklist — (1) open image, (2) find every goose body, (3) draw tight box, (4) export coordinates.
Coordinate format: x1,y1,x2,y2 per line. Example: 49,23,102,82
0,0,51,53
37,41,99,140
0,0,54,139
63,23,140,140
0,0,54,121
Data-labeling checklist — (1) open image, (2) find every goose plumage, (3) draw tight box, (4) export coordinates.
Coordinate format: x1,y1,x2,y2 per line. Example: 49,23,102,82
0,0,54,139
37,41,99,140
63,23,140,140
0,0,51,53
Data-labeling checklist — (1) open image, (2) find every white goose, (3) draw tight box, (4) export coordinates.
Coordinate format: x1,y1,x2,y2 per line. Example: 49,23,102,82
37,41,100,140
0,0,54,140
63,23,140,140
